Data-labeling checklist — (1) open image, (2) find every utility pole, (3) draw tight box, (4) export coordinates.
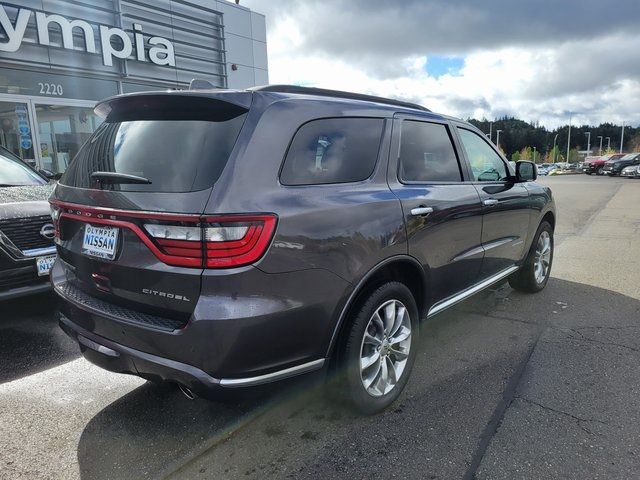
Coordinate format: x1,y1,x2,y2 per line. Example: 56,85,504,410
566,112,572,163
606,137,611,151
597,135,603,154
584,131,591,158
620,122,625,153
496,129,503,149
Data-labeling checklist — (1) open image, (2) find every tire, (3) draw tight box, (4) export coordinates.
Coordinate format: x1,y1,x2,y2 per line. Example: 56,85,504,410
596,166,604,175
337,281,419,414
509,221,554,293
585,172,592,175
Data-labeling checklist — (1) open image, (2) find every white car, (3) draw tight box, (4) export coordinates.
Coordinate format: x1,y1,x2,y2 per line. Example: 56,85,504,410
621,164,640,179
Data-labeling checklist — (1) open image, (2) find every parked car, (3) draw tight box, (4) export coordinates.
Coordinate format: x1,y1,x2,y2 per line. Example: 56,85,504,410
583,154,625,175
0,147,56,300
50,85,556,413
603,153,640,176
621,165,637,178
621,164,640,179
537,164,552,176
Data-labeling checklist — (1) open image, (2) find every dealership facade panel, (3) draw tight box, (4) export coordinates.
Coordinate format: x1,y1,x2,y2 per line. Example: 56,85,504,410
0,0,267,173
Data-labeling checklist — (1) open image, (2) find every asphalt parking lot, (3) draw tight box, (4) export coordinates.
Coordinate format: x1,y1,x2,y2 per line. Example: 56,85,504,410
2,174,639,480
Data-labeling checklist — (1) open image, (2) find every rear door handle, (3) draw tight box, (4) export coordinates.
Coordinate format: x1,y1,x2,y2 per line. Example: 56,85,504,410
483,199,499,206
410,207,434,216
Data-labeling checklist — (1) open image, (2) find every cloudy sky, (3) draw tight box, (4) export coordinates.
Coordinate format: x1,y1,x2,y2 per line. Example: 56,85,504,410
242,0,640,128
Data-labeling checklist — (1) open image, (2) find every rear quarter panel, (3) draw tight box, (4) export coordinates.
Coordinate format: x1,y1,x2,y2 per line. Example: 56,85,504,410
204,98,407,283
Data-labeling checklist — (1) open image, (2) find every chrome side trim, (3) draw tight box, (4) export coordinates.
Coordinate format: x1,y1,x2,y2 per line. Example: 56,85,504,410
452,245,484,262
452,237,517,262
21,246,57,257
219,359,326,388
427,265,519,318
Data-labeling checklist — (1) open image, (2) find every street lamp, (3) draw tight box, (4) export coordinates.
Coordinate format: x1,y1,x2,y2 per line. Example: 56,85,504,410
620,122,625,153
584,132,591,158
496,129,503,149
606,136,611,151
566,112,572,163
553,133,559,163
597,135,603,154
533,146,537,164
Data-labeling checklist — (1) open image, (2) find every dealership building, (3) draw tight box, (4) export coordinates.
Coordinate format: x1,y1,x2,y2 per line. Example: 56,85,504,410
0,0,267,174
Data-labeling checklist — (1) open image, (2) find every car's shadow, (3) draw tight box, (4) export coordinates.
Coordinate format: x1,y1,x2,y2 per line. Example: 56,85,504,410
0,292,80,383
75,278,640,479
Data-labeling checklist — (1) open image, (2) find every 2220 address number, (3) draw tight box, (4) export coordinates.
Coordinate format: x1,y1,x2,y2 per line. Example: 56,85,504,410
38,82,64,96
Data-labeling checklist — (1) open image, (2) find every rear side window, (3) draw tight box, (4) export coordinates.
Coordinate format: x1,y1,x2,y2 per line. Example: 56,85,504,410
60,113,246,193
399,121,462,182
280,118,384,185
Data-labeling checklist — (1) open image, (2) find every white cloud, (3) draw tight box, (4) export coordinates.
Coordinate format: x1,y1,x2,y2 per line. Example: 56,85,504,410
243,1,640,127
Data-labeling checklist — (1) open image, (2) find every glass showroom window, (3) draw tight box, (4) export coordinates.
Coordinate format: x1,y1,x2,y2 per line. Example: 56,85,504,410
36,105,102,174
0,101,36,166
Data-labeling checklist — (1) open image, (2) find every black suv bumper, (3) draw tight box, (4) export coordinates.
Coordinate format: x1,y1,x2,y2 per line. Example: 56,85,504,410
52,259,341,394
59,313,326,396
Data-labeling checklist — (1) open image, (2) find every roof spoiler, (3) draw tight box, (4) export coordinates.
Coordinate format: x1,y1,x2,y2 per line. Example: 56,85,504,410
95,91,252,122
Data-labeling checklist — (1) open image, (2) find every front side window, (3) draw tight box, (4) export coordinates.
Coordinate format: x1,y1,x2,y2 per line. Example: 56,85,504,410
399,121,461,182
458,128,509,182
280,118,384,185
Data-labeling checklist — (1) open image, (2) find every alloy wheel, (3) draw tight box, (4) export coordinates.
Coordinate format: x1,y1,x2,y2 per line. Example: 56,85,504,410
534,231,552,283
359,299,412,397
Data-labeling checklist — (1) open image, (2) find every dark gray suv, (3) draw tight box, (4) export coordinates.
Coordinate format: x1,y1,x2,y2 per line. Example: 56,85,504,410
51,85,555,413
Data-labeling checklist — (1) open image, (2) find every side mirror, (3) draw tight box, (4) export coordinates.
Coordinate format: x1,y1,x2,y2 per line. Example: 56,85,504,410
515,161,537,182
39,168,56,179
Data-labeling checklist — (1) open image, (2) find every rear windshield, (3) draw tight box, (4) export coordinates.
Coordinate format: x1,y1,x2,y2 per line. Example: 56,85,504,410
60,114,246,192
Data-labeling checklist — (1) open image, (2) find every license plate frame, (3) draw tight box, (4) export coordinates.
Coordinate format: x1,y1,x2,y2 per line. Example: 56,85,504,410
82,224,119,260
36,254,56,276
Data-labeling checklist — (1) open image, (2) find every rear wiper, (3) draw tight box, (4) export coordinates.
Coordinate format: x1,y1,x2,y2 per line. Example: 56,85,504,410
90,171,151,185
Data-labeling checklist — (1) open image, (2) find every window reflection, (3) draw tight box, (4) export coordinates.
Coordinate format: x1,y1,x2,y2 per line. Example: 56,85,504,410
36,105,102,174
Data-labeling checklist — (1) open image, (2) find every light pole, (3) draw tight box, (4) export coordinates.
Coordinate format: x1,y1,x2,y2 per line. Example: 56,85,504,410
566,112,572,163
620,122,625,153
489,122,493,143
533,146,537,164
496,129,503,149
606,136,611,151
584,131,591,159
553,133,559,163
597,135,603,154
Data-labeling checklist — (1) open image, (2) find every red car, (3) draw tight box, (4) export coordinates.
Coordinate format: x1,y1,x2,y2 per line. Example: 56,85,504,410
582,154,625,175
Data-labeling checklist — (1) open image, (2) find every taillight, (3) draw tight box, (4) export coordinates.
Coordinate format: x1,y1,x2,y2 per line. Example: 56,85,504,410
144,224,203,260
203,215,277,268
50,204,61,243
143,214,277,268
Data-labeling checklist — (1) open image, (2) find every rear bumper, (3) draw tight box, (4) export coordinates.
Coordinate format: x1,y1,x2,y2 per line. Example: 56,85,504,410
59,315,325,393
52,259,346,390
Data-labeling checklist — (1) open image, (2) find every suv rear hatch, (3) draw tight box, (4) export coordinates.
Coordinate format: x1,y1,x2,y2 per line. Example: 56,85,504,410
50,91,272,326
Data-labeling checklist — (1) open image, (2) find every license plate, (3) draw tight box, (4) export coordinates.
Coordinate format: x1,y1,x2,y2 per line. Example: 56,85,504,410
36,254,56,276
82,225,119,260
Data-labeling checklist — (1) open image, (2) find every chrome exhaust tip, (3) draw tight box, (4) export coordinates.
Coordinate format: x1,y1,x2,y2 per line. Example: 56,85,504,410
178,384,195,400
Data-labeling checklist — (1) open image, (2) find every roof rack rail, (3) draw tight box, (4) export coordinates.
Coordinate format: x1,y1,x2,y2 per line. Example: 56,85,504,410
251,85,430,112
